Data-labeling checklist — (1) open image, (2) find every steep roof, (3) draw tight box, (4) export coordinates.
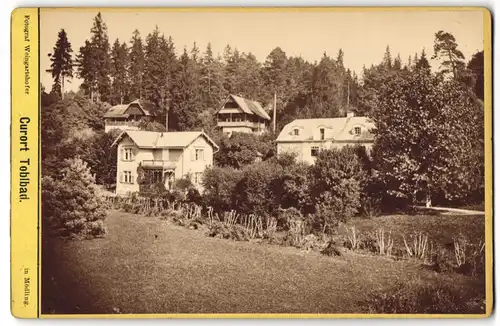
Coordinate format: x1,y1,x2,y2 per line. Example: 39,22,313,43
111,130,219,150
276,116,375,142
104,100,155,118
217,94,271,120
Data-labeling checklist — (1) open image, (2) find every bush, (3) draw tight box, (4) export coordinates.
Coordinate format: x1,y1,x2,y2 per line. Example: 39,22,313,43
202,166,243,212
235,161,283,216
366,279,485,314
42,157,107,239
309,147,363,231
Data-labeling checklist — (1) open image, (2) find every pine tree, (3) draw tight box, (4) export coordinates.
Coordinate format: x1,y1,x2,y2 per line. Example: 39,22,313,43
110,39,130,105
263,47,289,112
46,29,73,99
393,54,402,70
415,48,431,74
310,53,342,118
238,52,263,100
143,27,178,126
200,43,226,109
382,45,392,70
76,13,112,102
128,29,145,100
432,30,466,79
170,47,203,130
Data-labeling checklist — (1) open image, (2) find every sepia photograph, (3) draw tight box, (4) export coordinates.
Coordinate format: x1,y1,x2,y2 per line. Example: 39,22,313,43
37,8,490,316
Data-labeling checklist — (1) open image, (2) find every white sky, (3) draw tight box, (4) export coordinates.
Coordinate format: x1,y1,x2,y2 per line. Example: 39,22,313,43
40,8,485,92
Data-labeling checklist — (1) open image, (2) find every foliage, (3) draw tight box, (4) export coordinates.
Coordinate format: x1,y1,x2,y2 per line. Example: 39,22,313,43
137,119,166,132
128,29,145,100
42,157,107,238
371,70,484,206
366,279,485,314
467,50,484,100
215,132,275,168
202,166,243,212
110,39,130,105
76,12,112,102
432,30,466,79
309,147,363,231
46,29,73,98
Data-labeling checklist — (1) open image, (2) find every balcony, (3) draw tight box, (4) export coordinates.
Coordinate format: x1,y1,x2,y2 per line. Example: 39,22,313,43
141,160,177,170
217,120,265,129
105,120,141,127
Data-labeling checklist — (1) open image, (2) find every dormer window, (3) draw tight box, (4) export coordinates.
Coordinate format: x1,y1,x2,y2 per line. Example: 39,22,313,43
320,128,325,140
293,128,300,136
354,127,361,135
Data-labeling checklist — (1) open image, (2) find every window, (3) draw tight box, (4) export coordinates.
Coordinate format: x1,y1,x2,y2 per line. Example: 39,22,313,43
195,148,204,161
320,128,325,140
311,146,320,157
123,147,134,161
122,171,133,184
354,127,361,135
193,172,203,185
293,128,300,136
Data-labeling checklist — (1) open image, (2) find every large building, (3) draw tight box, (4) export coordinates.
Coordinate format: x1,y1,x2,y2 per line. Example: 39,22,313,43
104,100,156,133
276,112,375,165
215,94,271,135
112,130,219,195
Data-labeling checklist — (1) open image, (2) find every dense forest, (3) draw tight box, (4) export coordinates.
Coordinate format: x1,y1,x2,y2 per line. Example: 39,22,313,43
45,12,484,133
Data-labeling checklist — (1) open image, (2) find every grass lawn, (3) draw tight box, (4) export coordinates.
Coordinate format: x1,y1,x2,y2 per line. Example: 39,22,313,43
343,214,485,249
42,210,485,315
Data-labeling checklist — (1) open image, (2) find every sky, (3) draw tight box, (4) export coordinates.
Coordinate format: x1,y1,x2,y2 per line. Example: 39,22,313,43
40,8,485,92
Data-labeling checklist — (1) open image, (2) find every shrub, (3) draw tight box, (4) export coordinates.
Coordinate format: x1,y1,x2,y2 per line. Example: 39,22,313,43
42,157,107,239
202,166,243,212
309,147,363,230
235,161,283,216
366,279,485,314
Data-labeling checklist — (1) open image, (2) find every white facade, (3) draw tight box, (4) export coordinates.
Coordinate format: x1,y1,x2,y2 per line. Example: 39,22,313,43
276,116,375,165
114,131,217,196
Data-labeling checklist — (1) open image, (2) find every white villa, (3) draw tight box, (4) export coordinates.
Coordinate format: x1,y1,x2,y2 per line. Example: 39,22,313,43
215,94,271,135
276,112,375,165
112,130,219,195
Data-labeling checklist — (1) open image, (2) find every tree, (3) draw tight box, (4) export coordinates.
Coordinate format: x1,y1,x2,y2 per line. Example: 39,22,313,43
467,50,484,100
76,13,112,102
309,53,343,118
42,157,107,238
110,39,130,105
432,30,466,79
309,147,363,232
143,27,177,127
215,132,274,169
372,71,483,207
46,29,73,98
263,47,289,112
415,48,431,74
170,47,203,130
128,29,146,100
200,43,226,109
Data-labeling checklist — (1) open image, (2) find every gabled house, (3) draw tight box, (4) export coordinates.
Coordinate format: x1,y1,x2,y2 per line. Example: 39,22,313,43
111,130,219,195
215,94,271,135
276,112,375,165
104,99,156,133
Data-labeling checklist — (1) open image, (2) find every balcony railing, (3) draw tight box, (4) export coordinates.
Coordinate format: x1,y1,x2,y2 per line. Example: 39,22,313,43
141,160,177,170
105,120,141,127
217,120,266,129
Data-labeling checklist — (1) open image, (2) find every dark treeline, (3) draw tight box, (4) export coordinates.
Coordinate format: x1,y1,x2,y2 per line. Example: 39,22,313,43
46,13,485,133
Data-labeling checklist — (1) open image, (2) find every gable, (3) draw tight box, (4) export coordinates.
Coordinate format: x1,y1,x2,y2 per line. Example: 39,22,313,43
124,103,145,116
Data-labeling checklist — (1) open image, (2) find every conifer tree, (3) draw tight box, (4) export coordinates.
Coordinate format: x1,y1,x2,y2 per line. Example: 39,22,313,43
170,47,203,130
432,30,465,79
47,29,73,99
128,29,145,100
76,12,112,102
110,39,130,104
415,48,431,74
200,43,226,109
